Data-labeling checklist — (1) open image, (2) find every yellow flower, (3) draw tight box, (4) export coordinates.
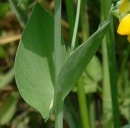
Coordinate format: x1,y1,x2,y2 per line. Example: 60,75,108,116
117,14,130,35
119,0,130,13
117,14,130,42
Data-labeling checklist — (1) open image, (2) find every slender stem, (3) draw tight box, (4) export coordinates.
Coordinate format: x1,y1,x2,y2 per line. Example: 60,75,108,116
55,101,63,128
65,0,79,51
65,0,75,41
8,0,28,28
107,19,120,128
102,38,112,127
71,0,81,51
66,2,89,128
54,0,62,77
54,1,63,128
80,0,89,41
77,1,91,128
101,0,120,127
77,77,91,128
101,2,112,127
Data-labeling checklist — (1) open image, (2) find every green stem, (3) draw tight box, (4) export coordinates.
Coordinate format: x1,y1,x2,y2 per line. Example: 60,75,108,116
101,2,112,128
54,0,62,77
65,0,75,41
102,37,112,127
77,77,91,128
54,1,63,128
107,19,120,128
71,0,81,51
55,101,63,128
101,1,120,127
76,1,91,128
65,0,79,51
80,0,89,40
8,0,28,28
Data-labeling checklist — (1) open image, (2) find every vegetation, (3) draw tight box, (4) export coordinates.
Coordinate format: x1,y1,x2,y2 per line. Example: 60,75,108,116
0,0,130,128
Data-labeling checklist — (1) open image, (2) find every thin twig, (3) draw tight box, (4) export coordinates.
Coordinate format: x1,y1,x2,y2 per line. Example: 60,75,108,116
0,34,21,45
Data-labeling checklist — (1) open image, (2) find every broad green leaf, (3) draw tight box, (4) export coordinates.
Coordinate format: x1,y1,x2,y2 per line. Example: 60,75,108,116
15,3,67,119
0,92,19,125
52,20,110,113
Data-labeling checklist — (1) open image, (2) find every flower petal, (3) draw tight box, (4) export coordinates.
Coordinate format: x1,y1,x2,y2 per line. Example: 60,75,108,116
117,14,130,35
119,0,130,13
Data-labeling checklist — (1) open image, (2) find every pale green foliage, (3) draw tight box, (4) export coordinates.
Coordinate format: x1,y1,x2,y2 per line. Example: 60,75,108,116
15,4,55,119
15,2,110,123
